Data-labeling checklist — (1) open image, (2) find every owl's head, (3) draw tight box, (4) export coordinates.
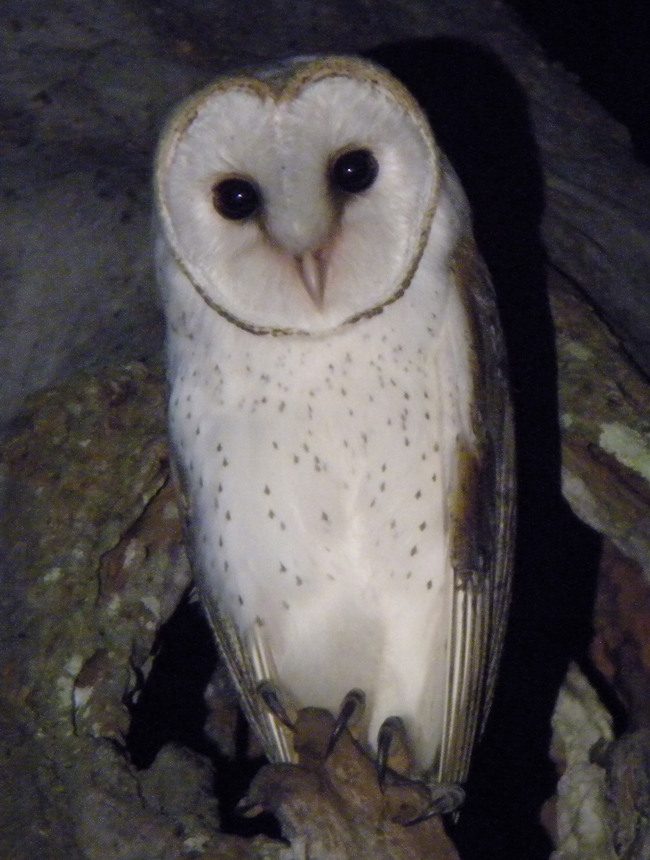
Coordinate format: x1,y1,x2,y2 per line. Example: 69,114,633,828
155,56,440,335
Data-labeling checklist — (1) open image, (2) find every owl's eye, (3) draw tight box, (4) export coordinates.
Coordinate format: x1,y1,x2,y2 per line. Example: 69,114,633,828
212,177,262,220
330,149,378,194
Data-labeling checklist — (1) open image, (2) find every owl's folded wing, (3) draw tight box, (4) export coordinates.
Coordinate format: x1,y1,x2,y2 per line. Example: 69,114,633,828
438,235,516,783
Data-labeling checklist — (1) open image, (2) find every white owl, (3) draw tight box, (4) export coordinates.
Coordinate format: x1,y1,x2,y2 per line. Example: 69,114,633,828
154,55,515,786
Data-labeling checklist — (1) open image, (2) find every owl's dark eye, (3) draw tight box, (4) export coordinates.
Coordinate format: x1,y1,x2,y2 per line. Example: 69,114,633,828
212,177,261,220
330,149,379,194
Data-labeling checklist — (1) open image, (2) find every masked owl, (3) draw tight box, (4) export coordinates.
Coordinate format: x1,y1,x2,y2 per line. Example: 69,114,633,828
154,55,515,784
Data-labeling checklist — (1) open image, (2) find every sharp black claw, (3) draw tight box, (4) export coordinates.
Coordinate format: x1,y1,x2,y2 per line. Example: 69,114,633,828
257,680,295,730
326,688,366,757
403,784,466,825
376,715,405,787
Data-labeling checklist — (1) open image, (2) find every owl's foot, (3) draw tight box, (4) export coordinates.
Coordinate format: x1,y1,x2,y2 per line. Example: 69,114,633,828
326,688,366,757
401,782,465,824
377,714,465,823
257,680,295,730
237,704,463,858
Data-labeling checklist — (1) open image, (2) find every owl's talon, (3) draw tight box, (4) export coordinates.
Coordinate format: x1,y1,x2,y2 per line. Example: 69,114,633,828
326,688,366,757
376,717,464,824
257,680,295,730
402,783,465,825
376,715,407,786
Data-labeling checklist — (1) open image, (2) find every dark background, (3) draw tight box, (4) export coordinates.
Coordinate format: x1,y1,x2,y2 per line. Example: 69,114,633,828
505,0,650,163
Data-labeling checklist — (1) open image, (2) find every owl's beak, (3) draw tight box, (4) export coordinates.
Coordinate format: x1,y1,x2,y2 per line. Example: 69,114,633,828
296,250,327,310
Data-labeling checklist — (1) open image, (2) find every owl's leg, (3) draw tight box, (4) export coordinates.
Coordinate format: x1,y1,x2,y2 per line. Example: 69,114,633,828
377,716,465,824
325,688,366,757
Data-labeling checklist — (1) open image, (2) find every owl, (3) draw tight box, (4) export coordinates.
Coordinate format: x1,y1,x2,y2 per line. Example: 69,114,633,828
154,55,515,786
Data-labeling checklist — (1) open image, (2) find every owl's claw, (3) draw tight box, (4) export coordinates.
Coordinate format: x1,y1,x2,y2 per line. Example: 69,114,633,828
326,688,366,757
376,715,465,823
257,680,295,730
377,715,408,786
402,782,465,825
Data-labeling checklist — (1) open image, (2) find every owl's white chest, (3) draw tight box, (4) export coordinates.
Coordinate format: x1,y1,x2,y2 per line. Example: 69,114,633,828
164,247,475,765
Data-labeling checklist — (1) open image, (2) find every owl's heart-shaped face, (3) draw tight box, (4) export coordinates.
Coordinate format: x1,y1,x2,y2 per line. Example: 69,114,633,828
155,57,440,335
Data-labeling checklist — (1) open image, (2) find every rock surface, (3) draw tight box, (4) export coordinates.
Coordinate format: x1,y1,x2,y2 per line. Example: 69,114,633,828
552,274,650,578
0,364,225,859
547,664,616,860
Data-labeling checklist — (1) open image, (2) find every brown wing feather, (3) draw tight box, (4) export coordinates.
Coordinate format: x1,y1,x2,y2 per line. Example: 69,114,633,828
440,235,516,783
199,587,295,762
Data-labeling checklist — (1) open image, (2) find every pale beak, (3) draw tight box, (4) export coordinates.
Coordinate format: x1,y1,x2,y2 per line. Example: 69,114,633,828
296,250,327,310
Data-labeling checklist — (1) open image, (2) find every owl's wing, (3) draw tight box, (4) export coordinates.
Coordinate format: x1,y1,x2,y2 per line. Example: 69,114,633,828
171,461,295,763
438,236,516,783
201,582,296,762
